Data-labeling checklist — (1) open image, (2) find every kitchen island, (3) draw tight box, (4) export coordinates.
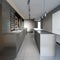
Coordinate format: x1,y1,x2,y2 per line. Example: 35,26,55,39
34,29,56,56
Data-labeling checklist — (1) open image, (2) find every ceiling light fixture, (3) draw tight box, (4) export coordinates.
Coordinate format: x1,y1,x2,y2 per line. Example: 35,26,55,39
44,13,47,17
27,0,31,20
44,0,47,17
41,0,47,19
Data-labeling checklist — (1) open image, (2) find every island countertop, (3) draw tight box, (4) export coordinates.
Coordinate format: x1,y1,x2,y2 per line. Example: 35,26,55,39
34,28,54,34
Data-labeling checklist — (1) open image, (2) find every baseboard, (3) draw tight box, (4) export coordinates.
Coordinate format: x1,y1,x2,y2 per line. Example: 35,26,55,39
56,42,60,45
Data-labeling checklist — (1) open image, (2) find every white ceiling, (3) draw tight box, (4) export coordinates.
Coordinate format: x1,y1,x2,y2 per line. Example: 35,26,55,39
7,0,60,19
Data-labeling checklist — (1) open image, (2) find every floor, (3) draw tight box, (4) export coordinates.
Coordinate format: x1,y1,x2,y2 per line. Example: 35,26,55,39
0,33,60,60
15,33,40,60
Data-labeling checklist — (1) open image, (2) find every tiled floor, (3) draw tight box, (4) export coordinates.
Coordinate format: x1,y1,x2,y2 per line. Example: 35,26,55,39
15,33,40,60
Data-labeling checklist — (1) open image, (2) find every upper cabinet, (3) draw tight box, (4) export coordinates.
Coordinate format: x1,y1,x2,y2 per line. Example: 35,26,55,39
10,11,24,31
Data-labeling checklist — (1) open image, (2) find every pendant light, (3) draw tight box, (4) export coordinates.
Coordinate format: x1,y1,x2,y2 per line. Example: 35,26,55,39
27,0,31,20
44,0,47,17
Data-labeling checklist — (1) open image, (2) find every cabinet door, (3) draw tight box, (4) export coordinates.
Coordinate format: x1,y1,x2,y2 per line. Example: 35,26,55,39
0,5,4,51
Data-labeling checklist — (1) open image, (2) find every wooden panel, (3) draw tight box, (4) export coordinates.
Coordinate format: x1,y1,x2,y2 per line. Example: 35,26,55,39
0,4,4,51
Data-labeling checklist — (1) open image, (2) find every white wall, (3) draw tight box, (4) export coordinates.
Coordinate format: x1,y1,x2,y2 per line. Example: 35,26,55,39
52,11,60,35
24,20,35,32
42,10,60,43
52,10,60,43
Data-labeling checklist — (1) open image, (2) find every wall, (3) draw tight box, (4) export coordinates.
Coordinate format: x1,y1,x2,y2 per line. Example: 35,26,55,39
42,5,60,43
42,5,60,32
52,11,60,43
2,0,10,33
24,20,35,32
42,13,52,32
52,11,60,35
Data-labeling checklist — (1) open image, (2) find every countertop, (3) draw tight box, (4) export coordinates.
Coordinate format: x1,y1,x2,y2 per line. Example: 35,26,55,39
3,30,23,34
34,28,54,34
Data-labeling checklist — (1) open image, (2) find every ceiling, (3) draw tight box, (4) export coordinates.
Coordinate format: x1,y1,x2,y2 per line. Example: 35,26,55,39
6,0,60,19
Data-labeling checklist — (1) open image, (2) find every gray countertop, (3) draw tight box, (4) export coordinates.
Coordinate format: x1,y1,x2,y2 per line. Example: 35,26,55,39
3,30,23,34
34,29,54,34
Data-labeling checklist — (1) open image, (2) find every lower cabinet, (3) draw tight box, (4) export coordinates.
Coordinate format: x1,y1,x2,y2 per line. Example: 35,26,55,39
3,29,26,53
